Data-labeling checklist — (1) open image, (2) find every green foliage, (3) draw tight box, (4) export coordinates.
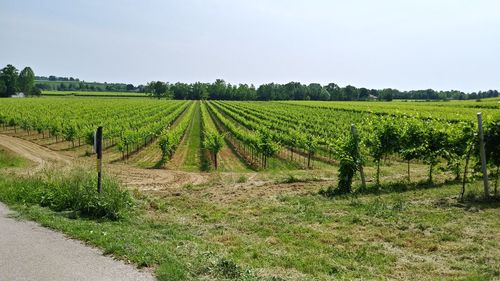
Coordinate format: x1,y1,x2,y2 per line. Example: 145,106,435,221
18,67,35,95
202,130,224,153
399,120,425,181
203,131,224,169
483,120,500,167
483,120,500,193
324,127,362,196
0,64,18,97
257,129,280,168
421,125,449,183
159,103,195,162
365,119,400,185
0,168,132,220
200,101,224,169
146,81,171,99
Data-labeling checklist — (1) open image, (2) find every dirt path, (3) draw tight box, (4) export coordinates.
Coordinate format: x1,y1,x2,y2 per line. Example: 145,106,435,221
109,163,210,191
127,139,163,168
0,133,211,191
0,134,71,173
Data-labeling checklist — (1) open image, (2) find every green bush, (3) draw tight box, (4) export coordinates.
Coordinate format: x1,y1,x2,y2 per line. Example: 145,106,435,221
0,168,132,220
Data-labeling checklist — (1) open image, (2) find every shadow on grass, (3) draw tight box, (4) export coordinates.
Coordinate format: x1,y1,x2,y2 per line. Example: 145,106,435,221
320,179,500,209
456,192,500,210
356,180,453,195
320,180,452,198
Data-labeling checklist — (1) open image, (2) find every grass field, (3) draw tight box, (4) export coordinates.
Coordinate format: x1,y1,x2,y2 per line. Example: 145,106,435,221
42,90,147,97
0,147,29,168
1,168,498,280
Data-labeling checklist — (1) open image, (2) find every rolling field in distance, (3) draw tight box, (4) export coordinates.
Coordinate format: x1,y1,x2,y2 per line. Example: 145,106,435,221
41,90,148,97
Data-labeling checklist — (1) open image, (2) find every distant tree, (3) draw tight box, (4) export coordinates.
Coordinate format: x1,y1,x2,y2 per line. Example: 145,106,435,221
126,84,135,91
171,82,190,99
146,81,169,99
284,82,306,100
31,87,41,96
18,67,35,95
325,83,341,100
307,83,323,100
58,82,67,91
343,85,358,101
319,88,330,100
191,82,208,100
48,75,56,81
0,79,6,97
208,79,226,100
0,64,19,97
257,83,279,101
235,83,256,100
379,88,395,101
358,87,369,100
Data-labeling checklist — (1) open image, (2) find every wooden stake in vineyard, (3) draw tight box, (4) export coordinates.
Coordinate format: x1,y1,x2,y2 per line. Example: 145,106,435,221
477,113,490,198
94,126,103,193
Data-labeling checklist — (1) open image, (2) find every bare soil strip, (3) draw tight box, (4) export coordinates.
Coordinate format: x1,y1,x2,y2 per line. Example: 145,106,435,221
0,134,70,173
0,133,210,191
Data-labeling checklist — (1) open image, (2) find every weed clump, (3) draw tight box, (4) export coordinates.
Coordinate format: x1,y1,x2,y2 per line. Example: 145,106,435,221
0,168,132,220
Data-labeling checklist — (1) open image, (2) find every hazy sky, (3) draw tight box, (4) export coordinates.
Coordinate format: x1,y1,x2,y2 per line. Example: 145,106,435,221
1,0,499,92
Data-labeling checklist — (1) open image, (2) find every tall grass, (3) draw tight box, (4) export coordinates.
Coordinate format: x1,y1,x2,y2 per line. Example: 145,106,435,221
0,148,28,168
0,168,132,220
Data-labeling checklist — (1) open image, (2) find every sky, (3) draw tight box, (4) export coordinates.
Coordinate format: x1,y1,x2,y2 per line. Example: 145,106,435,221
0,0,499,92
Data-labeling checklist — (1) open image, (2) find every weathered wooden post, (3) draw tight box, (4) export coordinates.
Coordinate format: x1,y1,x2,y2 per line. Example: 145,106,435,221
94,126,103,193
477,113,489,197
351,124,366,188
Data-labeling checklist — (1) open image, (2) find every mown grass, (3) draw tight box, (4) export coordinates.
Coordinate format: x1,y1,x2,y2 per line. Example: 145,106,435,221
182,101,202,171
1,165,499,280
0,147,29,168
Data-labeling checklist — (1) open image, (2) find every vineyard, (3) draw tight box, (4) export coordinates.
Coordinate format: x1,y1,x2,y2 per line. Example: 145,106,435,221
1,96,499,280
0,97,498,192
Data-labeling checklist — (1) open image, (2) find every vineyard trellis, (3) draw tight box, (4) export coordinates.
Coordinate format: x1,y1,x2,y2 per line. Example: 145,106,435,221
0,98,498,196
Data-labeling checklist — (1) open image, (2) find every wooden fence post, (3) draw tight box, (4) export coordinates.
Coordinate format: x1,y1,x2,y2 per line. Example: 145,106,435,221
95,126,103,193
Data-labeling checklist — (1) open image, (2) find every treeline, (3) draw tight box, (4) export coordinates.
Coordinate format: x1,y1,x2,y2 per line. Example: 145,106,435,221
36,75,81,81
35,79,142,92
145,80,499,101
0,64,39,97
4,64,499,100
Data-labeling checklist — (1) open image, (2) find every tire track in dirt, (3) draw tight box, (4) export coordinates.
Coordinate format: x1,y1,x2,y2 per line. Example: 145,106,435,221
0,134,71,173
108,163,210,190
0,133,211,190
